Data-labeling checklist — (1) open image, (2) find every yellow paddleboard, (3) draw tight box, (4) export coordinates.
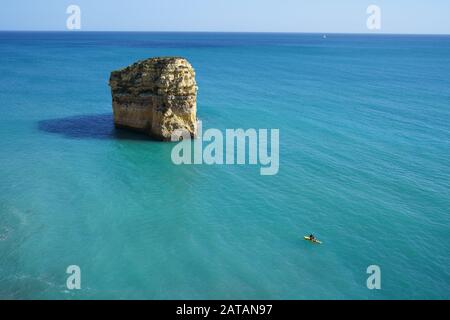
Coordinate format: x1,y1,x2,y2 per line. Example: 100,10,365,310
304,236,322,244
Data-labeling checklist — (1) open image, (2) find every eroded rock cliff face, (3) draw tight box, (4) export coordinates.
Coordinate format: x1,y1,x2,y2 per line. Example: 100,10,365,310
109,57,197,140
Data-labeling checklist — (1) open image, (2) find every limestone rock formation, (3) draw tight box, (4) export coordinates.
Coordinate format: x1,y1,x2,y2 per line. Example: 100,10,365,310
109,57,197,140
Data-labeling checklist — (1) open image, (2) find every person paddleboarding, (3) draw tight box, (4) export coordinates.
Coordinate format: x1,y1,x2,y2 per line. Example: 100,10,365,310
304,234,322,244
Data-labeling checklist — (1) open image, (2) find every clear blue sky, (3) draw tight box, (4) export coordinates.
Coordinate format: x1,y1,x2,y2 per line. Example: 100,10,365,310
1,0,449,34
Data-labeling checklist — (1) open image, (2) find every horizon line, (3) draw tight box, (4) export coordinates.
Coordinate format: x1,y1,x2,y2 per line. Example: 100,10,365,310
1,30,450,36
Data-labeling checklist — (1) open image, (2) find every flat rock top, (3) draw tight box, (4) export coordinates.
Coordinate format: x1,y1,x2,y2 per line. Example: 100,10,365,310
109,57,196,95
112,57,192,74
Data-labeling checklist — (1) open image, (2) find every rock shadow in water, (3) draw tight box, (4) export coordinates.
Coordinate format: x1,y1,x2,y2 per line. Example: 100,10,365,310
38,113,150,141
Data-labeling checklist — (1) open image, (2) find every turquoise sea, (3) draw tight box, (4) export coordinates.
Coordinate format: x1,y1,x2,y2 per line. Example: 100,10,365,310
0,32,449,299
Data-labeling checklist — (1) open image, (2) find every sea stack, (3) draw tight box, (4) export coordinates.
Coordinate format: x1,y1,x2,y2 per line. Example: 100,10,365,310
109,57,197,140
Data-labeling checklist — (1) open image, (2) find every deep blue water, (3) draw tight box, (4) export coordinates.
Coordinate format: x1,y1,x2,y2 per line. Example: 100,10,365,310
0,32,449,299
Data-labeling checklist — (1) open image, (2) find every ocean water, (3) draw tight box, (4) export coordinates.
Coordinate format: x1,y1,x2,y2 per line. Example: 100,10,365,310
0,32,449,299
